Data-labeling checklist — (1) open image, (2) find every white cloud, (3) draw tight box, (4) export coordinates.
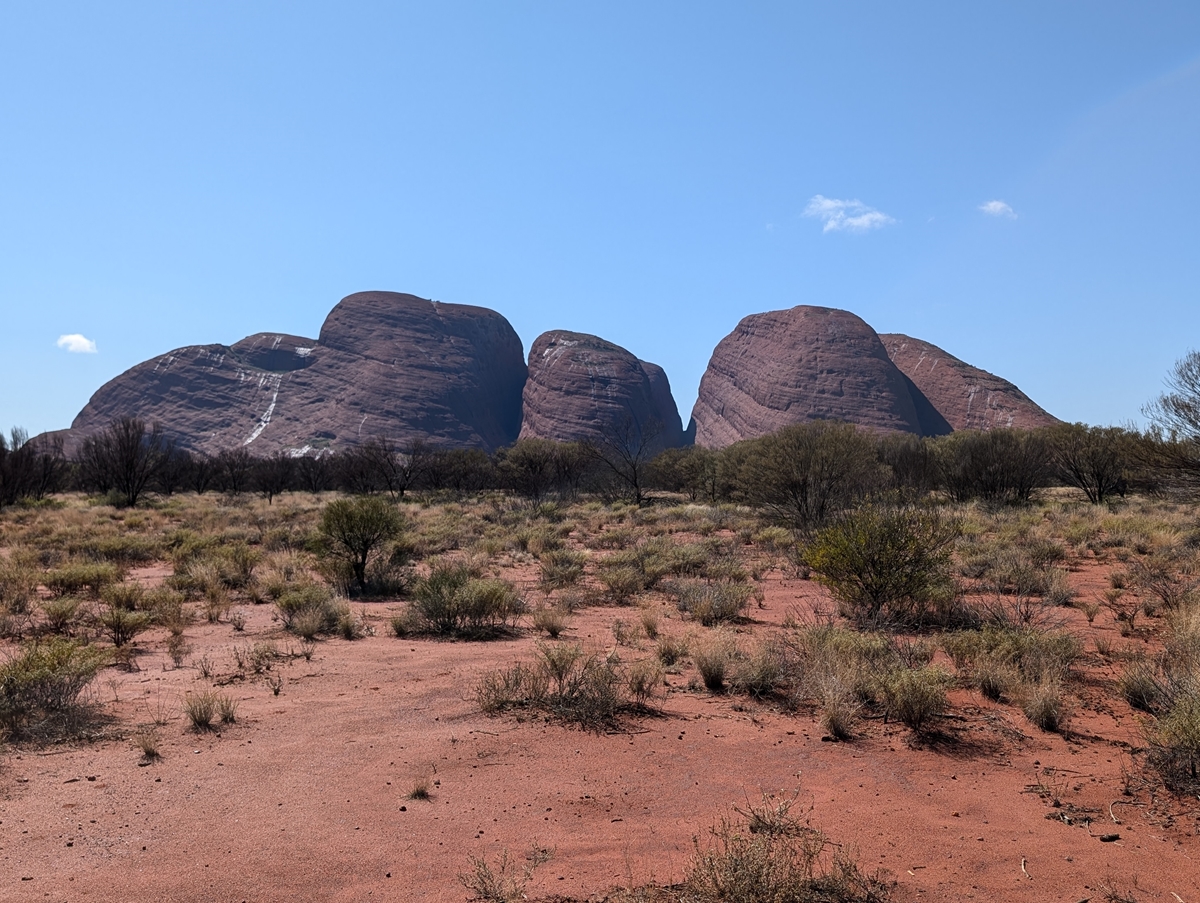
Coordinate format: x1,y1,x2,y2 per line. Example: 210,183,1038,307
803,195,895,233
57,334,97,354
979,200,1016,218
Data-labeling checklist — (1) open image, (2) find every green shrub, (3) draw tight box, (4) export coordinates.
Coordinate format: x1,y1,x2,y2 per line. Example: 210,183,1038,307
100,581,145,611
41,597,83,635
803,507,960,627
670,580,754,626
98,606,152,647
0,639,106,738
406,564,523,638
275,584,342,636
317,496,406,594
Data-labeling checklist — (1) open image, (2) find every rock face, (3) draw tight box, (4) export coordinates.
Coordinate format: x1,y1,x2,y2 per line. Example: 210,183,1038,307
65,292,528,456
519,331,685,451
690,306,935,448
880,334,1059,432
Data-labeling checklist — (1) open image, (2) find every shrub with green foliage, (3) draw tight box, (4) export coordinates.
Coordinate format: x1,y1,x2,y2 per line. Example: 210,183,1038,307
275,584,344,638
879,666,952,734
44,562,123,598
0,639,105,739
803,507,960,626
317,496,406,594
404,563,524,638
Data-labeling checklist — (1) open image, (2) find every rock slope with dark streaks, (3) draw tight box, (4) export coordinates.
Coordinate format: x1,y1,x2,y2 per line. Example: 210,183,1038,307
519,330,684,451
64,292,528,456
690,306,930,448
880,333,1058,432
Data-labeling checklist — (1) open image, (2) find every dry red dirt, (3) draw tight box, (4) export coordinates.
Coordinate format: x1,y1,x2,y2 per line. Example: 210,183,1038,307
2,560,1198,902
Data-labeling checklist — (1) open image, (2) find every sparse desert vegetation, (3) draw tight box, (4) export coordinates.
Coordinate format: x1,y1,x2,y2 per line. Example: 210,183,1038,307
2,418,1200,899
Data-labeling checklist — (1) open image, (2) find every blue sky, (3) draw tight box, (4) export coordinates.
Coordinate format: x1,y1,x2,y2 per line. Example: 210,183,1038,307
2,2,1199,437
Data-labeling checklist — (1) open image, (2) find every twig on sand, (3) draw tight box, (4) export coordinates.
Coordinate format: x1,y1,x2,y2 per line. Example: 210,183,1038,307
1021,858,1032,880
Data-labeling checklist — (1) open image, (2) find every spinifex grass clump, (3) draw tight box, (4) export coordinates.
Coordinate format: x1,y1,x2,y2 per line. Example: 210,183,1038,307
476,642,631,729
684,798,890,903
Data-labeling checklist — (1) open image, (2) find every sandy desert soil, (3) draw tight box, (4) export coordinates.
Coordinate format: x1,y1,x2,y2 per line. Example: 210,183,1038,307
2,517,1199,903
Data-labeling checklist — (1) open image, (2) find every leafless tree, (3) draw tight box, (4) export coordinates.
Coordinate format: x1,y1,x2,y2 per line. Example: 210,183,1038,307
584,418,663,507
76,417,168,507
1048,423,1129,504
1143,350,1200,492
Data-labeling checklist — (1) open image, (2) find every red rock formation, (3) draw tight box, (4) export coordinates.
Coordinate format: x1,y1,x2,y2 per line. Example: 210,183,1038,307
690,306,929,448
880,334,1058,431
519,331,684,450
64,293,527,455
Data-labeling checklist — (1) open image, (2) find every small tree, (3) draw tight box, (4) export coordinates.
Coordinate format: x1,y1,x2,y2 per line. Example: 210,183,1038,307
734,421,883,532
76,417,168,507
804,506,961,626
214,447,255,494
1143,350,1200,494
253,452,295,504
317,496,405,593
1048,423,1129,504
584,418,663,507
497,439,559,500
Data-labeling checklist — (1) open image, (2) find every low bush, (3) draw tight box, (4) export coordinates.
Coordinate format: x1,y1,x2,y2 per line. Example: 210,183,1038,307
942,626,1080,686
693,635,736,692
1023,681,1068,732
44,562,123,598
803,506,960,627
41,597,83,635
0,639,106,739
731,638,785,699
684,808,889,903
405,563,524,638
183,691,218,730
1148,689,1200,793
98,605,152,647
476,642,629,729
669,580,755,626
275,584,343,637
656,634,689,666
538,549,586,590
100,581,145,611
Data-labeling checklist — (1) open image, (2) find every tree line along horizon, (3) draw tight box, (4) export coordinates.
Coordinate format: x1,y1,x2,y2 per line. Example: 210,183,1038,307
2,350,1199,517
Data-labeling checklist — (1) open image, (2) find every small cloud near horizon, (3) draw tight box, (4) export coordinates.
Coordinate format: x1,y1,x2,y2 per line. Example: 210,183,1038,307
803,195,895,233
979,199,1017,218
57,334,97,354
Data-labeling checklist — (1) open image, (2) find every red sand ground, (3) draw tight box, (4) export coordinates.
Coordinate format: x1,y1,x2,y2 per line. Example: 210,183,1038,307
2,560,1198,902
